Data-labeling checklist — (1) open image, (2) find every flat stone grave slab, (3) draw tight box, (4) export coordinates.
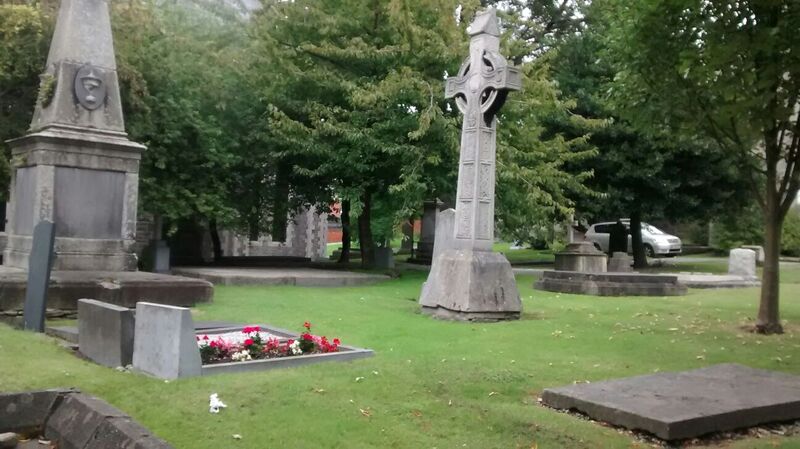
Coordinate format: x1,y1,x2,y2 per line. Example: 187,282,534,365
0,266,212,312
172,266,389,287
541,364,800,441
534,270,687,296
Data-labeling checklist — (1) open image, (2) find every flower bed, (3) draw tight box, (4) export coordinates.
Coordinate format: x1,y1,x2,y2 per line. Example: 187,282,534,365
197,322,342,365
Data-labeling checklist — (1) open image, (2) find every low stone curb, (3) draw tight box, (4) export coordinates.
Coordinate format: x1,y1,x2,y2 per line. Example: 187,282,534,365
0,390,173,449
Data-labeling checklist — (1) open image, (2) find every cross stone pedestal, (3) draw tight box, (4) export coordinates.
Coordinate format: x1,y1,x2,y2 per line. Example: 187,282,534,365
420,249,520,321
418,8,521,321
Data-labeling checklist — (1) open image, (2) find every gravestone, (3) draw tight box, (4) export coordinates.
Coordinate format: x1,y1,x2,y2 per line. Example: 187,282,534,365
132,302,201,379
415,199,444,263
554,242,607,273
78,299,135,368
399,219,414,255
419,9,522,321
741,245,765,266
374,247,395,269
23,221,56,332
4,0,145,271
729,248,757,279
432,208,456,262
542,364,800,441
607,251,633,272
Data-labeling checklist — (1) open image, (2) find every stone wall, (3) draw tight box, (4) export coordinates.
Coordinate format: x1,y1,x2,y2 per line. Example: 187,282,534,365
219,207,327,260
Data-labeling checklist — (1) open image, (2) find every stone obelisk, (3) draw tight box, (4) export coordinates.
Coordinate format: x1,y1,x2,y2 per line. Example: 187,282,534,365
419,8,522,321
4,0,145,271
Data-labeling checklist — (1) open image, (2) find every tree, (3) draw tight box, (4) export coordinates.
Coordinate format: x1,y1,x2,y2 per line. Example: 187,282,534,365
249,0,464,267
0,3,50,203
548,18,747,267
603,0,799,333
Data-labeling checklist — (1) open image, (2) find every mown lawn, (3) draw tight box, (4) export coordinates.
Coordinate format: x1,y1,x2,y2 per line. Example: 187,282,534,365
1,271,799,448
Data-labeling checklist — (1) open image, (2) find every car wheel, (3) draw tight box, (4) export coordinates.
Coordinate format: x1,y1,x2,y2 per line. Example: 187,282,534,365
644,244,655,258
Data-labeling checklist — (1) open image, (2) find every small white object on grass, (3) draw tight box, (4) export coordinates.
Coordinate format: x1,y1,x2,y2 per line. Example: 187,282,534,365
209,393,227,413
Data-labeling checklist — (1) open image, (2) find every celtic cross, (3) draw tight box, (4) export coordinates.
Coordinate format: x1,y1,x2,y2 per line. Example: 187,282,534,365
445,8,521,251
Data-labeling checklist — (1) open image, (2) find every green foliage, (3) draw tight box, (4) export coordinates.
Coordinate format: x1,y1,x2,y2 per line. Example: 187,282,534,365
781,208,800,257
0,4,49,202
710,204,764,251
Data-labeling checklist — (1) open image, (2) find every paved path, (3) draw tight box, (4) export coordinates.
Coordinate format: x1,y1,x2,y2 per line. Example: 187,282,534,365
172,266,390,287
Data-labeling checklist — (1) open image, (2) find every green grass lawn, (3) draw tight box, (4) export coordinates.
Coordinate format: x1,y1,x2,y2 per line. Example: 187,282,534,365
2,273,799,448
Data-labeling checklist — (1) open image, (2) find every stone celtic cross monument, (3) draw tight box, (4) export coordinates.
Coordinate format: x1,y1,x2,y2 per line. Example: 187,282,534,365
419,8,522,321
4,0,145,271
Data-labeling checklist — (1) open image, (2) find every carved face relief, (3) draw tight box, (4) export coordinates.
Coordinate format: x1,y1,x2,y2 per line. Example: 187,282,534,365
74,64,106,110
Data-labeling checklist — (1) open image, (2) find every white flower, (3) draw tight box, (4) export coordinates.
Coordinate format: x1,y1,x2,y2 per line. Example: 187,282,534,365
209,393,227,413
289,340,302,355
231,350,252,362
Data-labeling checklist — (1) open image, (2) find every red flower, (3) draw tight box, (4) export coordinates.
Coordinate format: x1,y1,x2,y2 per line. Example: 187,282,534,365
244,338,254,346
301,333,313,341
203,335,209,341
303,321,311,330
333,338,341,345
287,339,295,345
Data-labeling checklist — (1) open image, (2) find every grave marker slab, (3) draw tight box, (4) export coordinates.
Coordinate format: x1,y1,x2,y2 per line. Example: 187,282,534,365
132,302,201,379
729,248,757,278
541,364,800,441
78,299,135,368
23,221,56,332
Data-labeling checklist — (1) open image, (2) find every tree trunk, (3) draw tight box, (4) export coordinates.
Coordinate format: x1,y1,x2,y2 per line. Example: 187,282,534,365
209,218,222,262
337,200,351,264
630,211,647,269
358,192,375,268
757,198,784,334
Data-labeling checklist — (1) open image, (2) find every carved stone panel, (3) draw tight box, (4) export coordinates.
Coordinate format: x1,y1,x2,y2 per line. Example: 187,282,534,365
459,163,475,199
478,163,493,200
476,201,492,240
74,64,107,110
457,202,473,239
479,129,495,162
461,130,477,162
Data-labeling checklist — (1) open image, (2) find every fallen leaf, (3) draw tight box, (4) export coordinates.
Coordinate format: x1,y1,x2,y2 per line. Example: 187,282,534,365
359,408,372,417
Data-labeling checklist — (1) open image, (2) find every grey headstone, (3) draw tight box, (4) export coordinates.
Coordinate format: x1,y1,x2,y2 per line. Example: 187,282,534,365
607,251,633,272
23,221,56,332
554,241,607,273
432,208,456,262
374,247,394,269
741,245,765,266
728,248,757,278
78,299,135,368
132,302,202,379
541,364,800,441
152,240,170,273
416,199,444,262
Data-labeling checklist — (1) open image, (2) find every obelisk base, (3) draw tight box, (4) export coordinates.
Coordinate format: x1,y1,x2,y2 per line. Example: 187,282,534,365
419,249,521,321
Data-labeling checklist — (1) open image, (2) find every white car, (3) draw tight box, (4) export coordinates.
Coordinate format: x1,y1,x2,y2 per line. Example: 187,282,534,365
585,220,682,257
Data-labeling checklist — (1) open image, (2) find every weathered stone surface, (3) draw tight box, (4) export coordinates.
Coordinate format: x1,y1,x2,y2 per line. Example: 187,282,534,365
534,270,687,296
171,266,388,287
132,302,202,379
741,245,765,265
45,393,127,449
432,208,456,263
607,252,633,273
554,242,607,273
0,432,18,449
78,299,135,368
0,267,212,312
415,199,444,263
541,364,800,441
420,249,521,321
374,247,395,269
419,9,521,321
729,248,757,279
0,389,72,435
23,221,56,332
2,391,173,449
3,0,146,271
